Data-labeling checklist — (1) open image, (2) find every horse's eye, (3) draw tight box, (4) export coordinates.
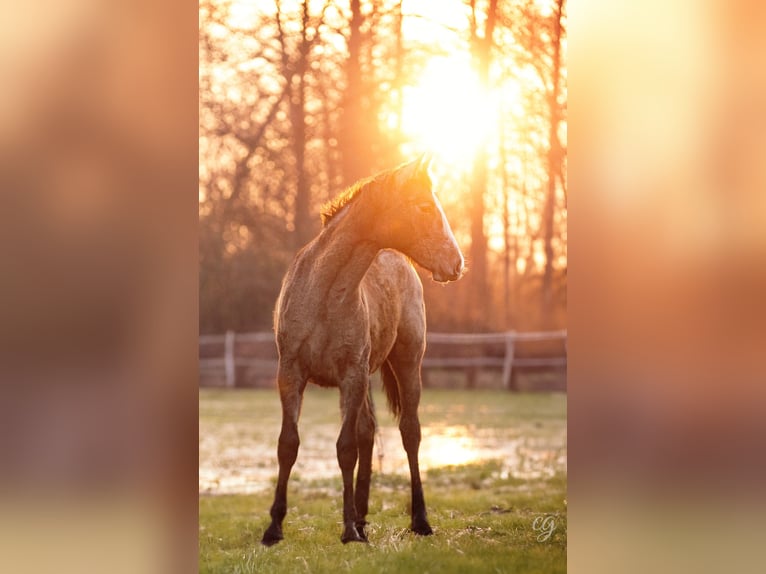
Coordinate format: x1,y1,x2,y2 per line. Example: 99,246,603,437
417,203,435,214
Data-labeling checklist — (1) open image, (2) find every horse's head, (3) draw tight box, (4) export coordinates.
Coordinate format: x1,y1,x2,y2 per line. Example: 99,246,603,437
378,155,464,283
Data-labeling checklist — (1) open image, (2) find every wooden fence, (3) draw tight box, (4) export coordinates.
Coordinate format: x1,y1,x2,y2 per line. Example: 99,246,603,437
200,330,566,391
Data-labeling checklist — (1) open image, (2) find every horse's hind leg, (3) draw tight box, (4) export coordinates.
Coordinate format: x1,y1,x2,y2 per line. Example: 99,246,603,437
336,372,368,543
261,366,306,546
389,350,433,536
354,393,376,541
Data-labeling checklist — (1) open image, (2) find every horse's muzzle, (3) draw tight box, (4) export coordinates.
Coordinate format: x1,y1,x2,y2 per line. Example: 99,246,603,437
432,257,464,283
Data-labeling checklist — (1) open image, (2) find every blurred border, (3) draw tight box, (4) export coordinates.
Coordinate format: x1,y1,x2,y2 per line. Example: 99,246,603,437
570,1,766,572
0,1,198,573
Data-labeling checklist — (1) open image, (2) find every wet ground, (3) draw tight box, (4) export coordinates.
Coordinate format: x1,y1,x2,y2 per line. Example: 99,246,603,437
199,388,566,495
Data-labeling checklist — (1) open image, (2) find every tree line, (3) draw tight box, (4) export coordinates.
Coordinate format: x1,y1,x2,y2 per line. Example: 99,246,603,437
200,0,566,334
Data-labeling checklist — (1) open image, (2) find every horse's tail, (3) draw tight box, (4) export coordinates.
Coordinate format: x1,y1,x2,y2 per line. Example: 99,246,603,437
380,359,401,421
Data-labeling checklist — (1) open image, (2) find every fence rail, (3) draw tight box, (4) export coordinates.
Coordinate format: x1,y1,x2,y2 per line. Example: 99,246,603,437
199,330,567,390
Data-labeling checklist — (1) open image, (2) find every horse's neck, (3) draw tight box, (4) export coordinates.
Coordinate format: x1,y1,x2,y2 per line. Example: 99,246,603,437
314,208,379,297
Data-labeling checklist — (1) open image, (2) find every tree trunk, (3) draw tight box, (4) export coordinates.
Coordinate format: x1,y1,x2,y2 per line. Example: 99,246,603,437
541,0,564,327
468,0,498,329
292,0,311,249
339,0,369,185
469,148,490,327
500,103,512,329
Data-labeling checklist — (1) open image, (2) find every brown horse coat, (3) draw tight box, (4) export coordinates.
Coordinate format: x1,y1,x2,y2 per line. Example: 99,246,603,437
262,156,463,545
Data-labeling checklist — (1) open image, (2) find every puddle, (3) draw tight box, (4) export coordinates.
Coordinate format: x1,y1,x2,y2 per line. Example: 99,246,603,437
200,421,566,495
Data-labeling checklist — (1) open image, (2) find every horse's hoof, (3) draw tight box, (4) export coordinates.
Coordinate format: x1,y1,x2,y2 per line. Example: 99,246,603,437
355,523,369,542
261,525,283,547
341,525,366,544
411,519,433,536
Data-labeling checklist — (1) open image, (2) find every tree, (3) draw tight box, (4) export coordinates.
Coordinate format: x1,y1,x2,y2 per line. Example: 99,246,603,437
338,0,403,185
467,0,499,329
540,0,565,326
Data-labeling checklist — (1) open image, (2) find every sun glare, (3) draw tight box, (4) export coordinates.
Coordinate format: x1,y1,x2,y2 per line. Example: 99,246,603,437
400,55,497,169
421,430,479,468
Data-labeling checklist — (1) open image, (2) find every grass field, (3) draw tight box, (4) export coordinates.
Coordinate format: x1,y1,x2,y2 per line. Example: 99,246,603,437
199,387,567,573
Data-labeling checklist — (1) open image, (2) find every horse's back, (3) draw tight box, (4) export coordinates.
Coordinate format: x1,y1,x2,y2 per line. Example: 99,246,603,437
362,250,425,372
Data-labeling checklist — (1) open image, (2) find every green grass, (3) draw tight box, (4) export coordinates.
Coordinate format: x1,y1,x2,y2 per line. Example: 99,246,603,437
200,388,566,573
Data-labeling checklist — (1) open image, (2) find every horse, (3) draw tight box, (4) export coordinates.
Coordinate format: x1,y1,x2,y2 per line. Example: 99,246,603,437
261,155,464,546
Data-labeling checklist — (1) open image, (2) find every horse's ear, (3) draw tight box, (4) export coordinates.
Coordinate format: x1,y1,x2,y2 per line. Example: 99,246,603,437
394,157,420,187
418,152,431,172
417,152,433,180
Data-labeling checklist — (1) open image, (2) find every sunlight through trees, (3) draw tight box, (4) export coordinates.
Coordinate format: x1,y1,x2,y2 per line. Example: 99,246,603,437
199,0,567,333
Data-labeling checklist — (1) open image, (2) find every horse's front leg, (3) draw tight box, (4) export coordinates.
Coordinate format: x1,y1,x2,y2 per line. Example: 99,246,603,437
337,374,368,543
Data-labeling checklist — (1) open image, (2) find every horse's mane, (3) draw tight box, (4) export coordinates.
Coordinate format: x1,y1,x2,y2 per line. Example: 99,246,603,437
320,170,389,227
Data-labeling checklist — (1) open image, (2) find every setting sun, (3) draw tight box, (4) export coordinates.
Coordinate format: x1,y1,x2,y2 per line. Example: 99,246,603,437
399,55,497,168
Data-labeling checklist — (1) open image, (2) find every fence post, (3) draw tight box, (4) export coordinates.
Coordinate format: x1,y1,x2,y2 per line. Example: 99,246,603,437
502,331,516,391
224,330,236,388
